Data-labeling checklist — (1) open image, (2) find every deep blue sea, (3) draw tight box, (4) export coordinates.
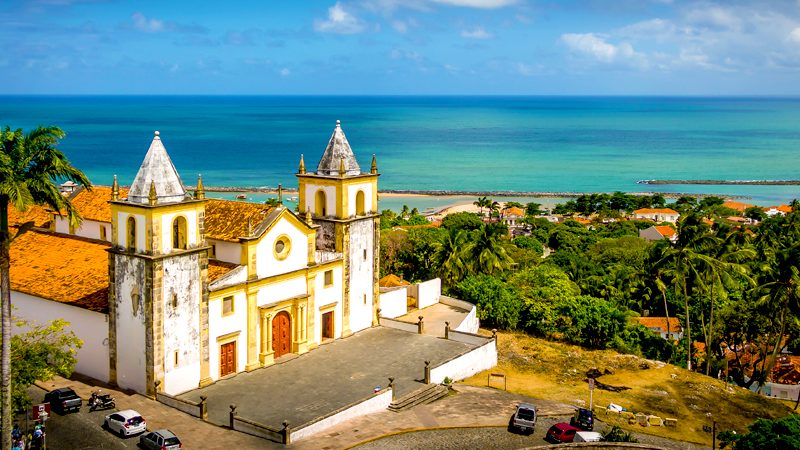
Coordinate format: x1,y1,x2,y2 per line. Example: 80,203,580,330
2,96,800,207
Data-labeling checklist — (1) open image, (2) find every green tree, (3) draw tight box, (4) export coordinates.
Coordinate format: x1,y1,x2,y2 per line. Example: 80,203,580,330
465,223,513,275
525,202,543,216
433,229,469,287
11,318,82,412
456,275,521,329
728,414,800,450
441,211,483,231
0,126,90,447
473,196,490,216
560,295,628,349
744,206,767,222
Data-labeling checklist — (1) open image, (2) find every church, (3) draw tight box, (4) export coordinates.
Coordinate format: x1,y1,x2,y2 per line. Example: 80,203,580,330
9,121,382,396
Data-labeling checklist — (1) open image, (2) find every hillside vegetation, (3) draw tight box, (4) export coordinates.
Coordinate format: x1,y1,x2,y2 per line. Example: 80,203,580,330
464,331,795,447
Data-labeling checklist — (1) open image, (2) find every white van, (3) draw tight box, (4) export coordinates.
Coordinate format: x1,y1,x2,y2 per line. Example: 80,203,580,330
574,431,603,442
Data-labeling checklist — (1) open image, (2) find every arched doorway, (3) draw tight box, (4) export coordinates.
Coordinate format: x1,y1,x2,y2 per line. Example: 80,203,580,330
355,190,365,215
272,311,292,358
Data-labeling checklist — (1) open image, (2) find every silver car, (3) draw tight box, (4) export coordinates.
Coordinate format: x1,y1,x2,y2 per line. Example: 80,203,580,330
139,429,182,449
509,402,537,434
103,409,147,437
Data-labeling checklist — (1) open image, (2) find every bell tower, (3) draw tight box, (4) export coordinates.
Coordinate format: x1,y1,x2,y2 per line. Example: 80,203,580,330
297,120,380,335
108,131,210,396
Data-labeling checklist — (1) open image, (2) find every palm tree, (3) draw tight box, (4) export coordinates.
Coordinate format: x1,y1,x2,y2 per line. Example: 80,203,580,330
473,196,490,217
466,224,514,275
433,229,468,287
0,126,90,448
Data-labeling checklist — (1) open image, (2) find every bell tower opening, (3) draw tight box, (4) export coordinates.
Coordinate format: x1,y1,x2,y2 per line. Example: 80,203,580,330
172,216,187,249
356,190,365,215
127,216,137,250
315,190,327,216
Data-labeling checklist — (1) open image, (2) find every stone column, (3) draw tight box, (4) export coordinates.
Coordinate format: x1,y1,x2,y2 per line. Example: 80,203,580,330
260,313,274,366
245,292,259,371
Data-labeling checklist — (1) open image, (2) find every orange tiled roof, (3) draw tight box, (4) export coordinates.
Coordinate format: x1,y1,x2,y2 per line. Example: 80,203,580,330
574,217,592,225
63,186,129,223
722,201,753,212
10,231,109,312
655,225,676,237
635,317,682,333
204,199,276,242
208,260,239,282
503,207,525,217
777,204,792,213
7,204,51,228
379,274,410,288
634,208,679,215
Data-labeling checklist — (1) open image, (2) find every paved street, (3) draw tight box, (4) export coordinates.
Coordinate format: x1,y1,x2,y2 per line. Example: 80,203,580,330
179,327,474,429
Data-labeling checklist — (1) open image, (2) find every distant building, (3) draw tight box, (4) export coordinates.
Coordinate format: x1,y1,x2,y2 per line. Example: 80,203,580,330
722,200,754,214
639,225,677,243
501,206,525,227
635,317,683,340
633,208,680,223
764,204,792,217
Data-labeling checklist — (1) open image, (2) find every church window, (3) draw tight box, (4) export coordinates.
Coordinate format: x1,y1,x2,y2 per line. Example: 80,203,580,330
315,190,327,216
174,351,179,367
173,216,188,250
172,293,178,309
100,226,107,241
356,190,365,215
222,296,234,315
273,235,291,260
324,270,333,287
131,286,140,316
363,249,367,261
127,216,137,250
208,244,216,259
363,294,367,305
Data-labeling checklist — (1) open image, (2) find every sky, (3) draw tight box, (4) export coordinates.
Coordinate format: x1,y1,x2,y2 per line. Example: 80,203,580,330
3,0,800,95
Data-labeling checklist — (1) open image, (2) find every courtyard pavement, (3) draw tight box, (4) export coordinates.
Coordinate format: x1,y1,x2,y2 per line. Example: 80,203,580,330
399,302,470,337
178,326,475,430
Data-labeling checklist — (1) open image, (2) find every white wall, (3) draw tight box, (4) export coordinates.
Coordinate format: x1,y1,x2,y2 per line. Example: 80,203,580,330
439,296,479,333
159,210,199,254
313,266,343,343
161,255,201,395
378,288,407,319
114,254,147,393
208,291,247,381
303,184,336,217
290,388,393,442
256,217,309,279
346,183,374,216
257,276,307,308
210,240,242,265
347,219,375,333
417,278,441,309
55,216,110,241
429,340,497,384
12,291,110,383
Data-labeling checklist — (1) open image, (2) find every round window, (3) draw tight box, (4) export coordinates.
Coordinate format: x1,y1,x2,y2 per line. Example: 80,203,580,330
274,235,291,260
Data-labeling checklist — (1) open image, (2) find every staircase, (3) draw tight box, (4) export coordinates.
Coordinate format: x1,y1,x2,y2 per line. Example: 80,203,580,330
388,383,449,412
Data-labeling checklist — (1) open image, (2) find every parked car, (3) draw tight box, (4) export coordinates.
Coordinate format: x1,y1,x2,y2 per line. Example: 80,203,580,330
545,422,579,443
103,409,147,437
508,402,537,434
44,387,82,414
575,431,604,442
570,407,594,430
139,429,182,449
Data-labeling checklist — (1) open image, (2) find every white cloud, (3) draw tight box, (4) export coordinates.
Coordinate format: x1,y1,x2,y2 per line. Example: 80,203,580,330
685,6,742,32
280,68,291,77
314,2,365,34
392,20,408,33
131,12,164,33
461,26,492,39
390,48,422,61
561,33,619,63
790,27,800,44
431,0,516,8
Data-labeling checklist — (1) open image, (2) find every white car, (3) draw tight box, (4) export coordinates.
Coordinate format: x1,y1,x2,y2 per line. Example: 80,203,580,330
103,409,147,437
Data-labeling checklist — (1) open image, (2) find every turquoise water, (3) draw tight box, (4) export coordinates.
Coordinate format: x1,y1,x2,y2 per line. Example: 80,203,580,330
1,96,799,206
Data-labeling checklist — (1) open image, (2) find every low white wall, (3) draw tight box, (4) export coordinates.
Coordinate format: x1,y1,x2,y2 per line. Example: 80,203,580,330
378,288,407,319
429,340,497,384
12,292,110,383
379,317,418,334
763,382,800,400
290,388,393,442
417,279,441,309
447,329,491,346
440,296,479,333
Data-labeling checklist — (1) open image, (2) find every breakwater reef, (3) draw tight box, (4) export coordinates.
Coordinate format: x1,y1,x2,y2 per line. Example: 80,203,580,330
193,186,746,200
638,179,800,186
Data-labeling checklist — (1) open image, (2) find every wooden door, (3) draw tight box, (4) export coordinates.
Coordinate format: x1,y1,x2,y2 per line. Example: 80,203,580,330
272,311,292,358
322,311,334,340
220,342,236,377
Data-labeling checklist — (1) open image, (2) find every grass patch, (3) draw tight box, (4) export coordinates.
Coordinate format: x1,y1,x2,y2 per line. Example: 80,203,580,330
463,331,796,446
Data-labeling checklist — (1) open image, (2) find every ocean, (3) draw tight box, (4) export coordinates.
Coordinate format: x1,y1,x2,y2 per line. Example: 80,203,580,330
2,96,799,208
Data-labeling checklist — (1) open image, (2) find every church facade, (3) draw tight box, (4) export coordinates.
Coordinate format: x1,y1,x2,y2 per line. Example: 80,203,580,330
9,121,381,396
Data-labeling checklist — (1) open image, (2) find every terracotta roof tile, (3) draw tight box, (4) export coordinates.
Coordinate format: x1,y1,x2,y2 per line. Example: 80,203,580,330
635,317,682,333
634,208,679,215
655,225,676,237
208,260,239,282
10,231,109,313
722,201,754,212
70,186,129,223
204,199,276,242
7,204,51,228
503,207,525,217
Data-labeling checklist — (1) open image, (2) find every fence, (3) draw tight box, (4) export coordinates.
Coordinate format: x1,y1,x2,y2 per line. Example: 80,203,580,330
290,388,393,442
155,392,207,420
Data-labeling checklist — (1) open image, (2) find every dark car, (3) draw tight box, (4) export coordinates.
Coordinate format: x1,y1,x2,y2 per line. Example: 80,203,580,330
545,422,579,443
570,407,594,431
139,429,181,449
508,402,537,434
44,387,82,414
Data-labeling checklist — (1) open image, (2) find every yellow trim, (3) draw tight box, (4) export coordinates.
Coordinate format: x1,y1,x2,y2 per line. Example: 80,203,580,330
207,258,342,300
216,330,241,342
273,234,291,260
297,173,378,219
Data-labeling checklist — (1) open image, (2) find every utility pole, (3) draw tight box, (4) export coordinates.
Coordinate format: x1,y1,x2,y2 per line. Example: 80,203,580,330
588,378,595,410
